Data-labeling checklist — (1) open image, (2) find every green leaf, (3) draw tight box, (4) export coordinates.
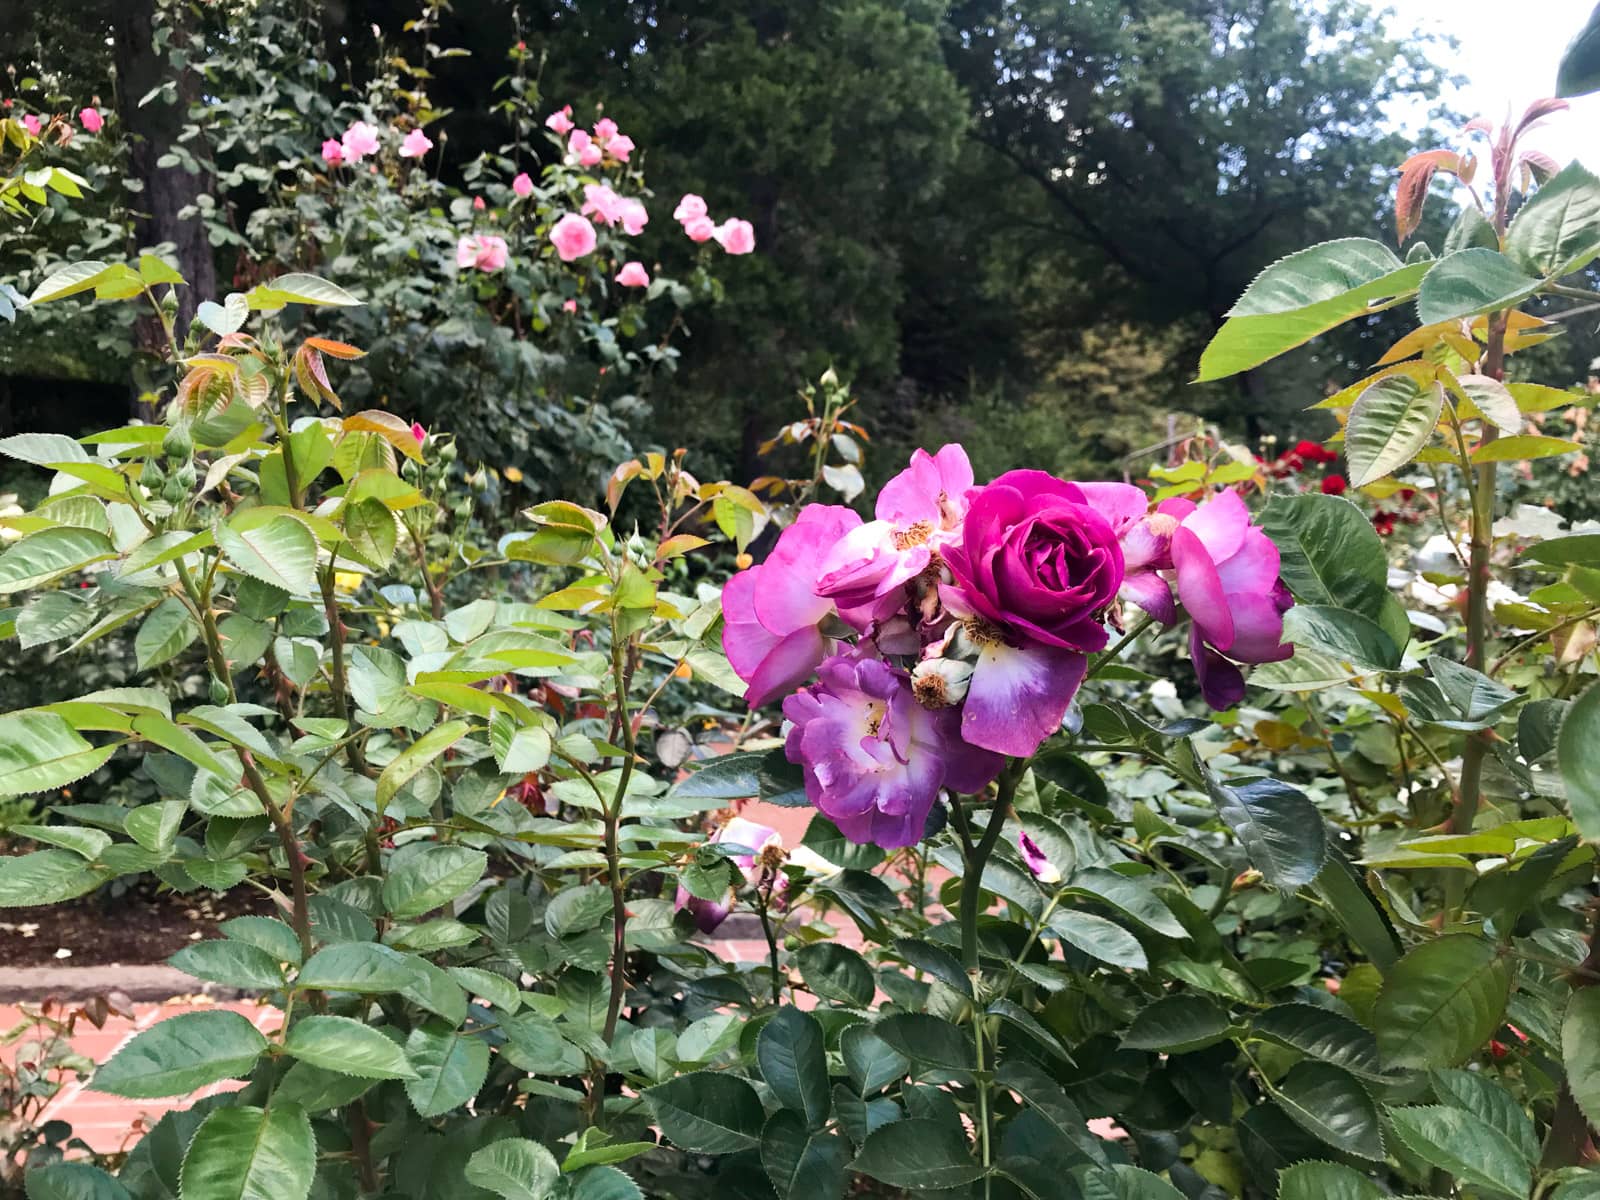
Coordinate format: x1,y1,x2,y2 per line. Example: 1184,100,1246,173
561,1128,656,1172
463,1139,562,1200
1049,911,1148,970
1416,248,1542,325
1197,240,1428,382
1344,374,1443,488
342,495,397,568
1430,1068,1540,1165
565,1167,643,1200
1277,1162,1382,1200
669,751,764,800
0,432,90,464
295,942,420,993
1386,1105,1532,1198
381,844,488,918
272,1062,374,1114
850,1118,984,1191
1375,935,1512,1069
1309,848,1402,972
1472,434,1584,463
29,260,113,304
23,1162,132,1200
0,528,117,594
13,823,111,860
93,1010,267,1098
177,1102,316,1200
17,592,96,649
0,849,104,906
758,1007,831,1129
246,272,361,308
376,720,471,816
1562,988,1600,1132
1271,1061,1384,1160
1261,497,1405,636
282,1014,417,1079
1064,867,1186,938
1251,1004,1385,1079
840,1024,909,1095
168,940,285,990
891,936,969,993
1121,995,1231,1053
1205,775,1327,889
222,915,302,965
874,1012,974,1070
762,1109,848,1200
1282,604,1401,672
215,513,318,595
644,1071,766,1153
795,942,875,1007
405,1019,491,1117
988,998,1073,1064
1505,161,1600,277
800,812,886,871
1080,1166,1185,1200
489,712,551,774
449,965,521,1011
996,1059,1109,1165
1559,4,1600,96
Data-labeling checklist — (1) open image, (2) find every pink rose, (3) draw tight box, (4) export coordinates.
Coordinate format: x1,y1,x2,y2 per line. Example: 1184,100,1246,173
512,172,534,198
568,129,603,167
615,261,650,288
673,194,708,223
715,218,756,255
683,215,716,243
594,117,619,142
580,183,626,226
562,299,578,313
456,234,509,272
321,138,344,165
606,133,634,162
549,213,597,262
473,196,486,211
21,114,41,137
340,120,381,163
410,422,427,444
399,127,433,158
545,106,574,134
79,107,103,133
619,198,648,235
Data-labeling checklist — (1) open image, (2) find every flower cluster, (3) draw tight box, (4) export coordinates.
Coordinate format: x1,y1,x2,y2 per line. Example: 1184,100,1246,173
672,194,756,254
546,108,635,165
722,447,1294,846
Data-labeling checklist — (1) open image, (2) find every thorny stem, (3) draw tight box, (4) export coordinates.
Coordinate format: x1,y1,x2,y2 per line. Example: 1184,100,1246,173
757,888,783,1006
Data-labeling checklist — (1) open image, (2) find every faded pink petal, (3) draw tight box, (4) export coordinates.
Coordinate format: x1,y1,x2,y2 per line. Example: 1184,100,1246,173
683,215,716,243
615,261,650,288
549,213,597,262
321,138,344,165
545,106,574,135
340,120,381,163
714,218,756,255
673,193,708,223
398,127,433,158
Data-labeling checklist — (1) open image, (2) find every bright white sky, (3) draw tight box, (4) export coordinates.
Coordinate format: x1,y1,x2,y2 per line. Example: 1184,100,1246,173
1388,0,1600,168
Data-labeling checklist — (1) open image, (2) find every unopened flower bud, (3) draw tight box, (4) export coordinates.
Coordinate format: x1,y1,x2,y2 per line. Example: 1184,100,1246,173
162,424,193,462
819,366,839,388
912,656,973,709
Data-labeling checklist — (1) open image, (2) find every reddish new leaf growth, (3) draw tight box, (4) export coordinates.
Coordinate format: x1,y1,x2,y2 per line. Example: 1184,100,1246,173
1395,150,1461,244
1516,97,1570,137
304,336,366,360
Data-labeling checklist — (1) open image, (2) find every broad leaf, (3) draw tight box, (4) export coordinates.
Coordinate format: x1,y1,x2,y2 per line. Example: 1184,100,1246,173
93,1010,267,1098
1562,988,1600,1131
761,1109,849,1200
405,1020,491,1117
1205,775,1327,889
22,1162,132,1200
1271,1061,1384,1160
795,942,875,1007
282,1015,417,1079
177,1103,316,1200
1375,935,1512,1068
840,1025,909,1095
0,711,118,797
1386,1105,1532,1198
382,844,488,918
463,1139,562,1200
1050,910,1148,970
850,1118,984,1191
295,942,419,993
1121,995,1231,1053
1344,374,1443,488
644,1071,765,1153
168,940,284,991
1559,681,1600,841
0,528,117,595
874,1012,974,1070
1251,1004,1385,1079
758,1008,831,1129
0,849,104,907
1277,1162,1381,1200
1198,240,1428,382
1504,161,1600,277
1559,2,1600,96
375,720,471,815
215,514,318,595
1416,248,1541,325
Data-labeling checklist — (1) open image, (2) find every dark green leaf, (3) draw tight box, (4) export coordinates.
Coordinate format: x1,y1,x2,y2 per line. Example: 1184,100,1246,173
1272,1061,1384,1160
1122,995,1231,1053
1562,988,1600,1133
1205,775,1327,889
1430,1068,1540,1165
841,1024,909,1095
1375,936,1512,1069
1416,248,1541,325
168,940,284,991
1504,161,1600,277
644,1071,766,1153
282,1014,417,1079
874,1013,974,1071
92,1010,267,1098
1251,1004,1385,1079
758,1007,832,1129
178,1103,316,1200
295,942,419,993
22,1162,131,1200
381,844,487,918
405,1020,491,1117
1276,1161,1382,1200
761,1109,848,1200
1386,1105,1532,1197
795,942,875,1007
850,1118,984,1191
1559,681,1600,840
1049,911,1148,971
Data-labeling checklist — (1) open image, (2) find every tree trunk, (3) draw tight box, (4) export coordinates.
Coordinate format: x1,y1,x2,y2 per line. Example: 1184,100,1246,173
112,0,215,407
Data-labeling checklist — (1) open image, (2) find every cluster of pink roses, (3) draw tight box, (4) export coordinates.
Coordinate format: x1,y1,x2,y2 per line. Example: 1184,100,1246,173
320,119,433,167
672,194,755,255
9,106,103,137
722,447,1294,847
545,107,635,165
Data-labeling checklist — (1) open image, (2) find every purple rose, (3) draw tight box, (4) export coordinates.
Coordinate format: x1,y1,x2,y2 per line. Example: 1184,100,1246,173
722,505,863,707
673,816,785,934
1164,491,1293,709
939,470,1129,757
783,653,1002,848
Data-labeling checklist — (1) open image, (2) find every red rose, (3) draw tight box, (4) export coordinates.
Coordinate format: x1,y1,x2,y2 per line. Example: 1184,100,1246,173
1320,474,1347,495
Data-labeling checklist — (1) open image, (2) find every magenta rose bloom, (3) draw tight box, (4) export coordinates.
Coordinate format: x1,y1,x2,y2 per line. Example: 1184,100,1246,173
1164,490,1293,709
722,505,863,707
940,470,1128,757
783,653,1002,848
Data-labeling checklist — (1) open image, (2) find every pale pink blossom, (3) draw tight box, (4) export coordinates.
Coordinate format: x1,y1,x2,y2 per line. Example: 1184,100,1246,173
549,213,597,262
473,196,486,211
321,138,344,165
580,183,627,226
562,299,578,313
673,194,707,223
456,234,509,272
545,106,575,135
594,117,619,142
512,172,534,198
715,219,756,255
615,261,650,288
683,215,716,243
606,133,634,162
619,198,648,235
21,114,41,137
399,127,433,158
568,129,603,167
79,107,103,133
341,120,381,163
